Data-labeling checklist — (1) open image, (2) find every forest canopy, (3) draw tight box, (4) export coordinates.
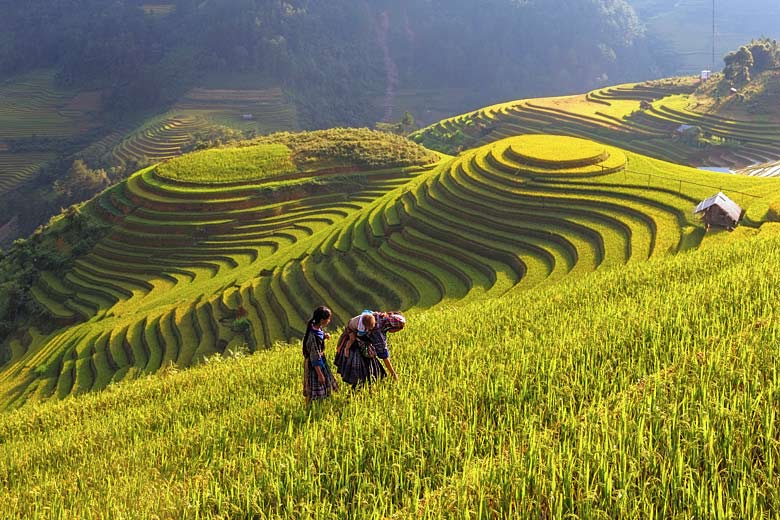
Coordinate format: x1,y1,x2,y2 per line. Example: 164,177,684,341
0,0,658,127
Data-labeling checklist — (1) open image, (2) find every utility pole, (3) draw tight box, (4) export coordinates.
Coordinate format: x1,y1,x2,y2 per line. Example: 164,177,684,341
712,0,716,70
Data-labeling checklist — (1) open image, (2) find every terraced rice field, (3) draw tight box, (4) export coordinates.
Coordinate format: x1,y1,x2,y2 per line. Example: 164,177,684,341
174,87,299,133
0,153,54,195
4,134,780,406
0,70,98,138
0,70,99,196
105,89,298,169
740,160,780,178
413,80,780,170
110,113,211,166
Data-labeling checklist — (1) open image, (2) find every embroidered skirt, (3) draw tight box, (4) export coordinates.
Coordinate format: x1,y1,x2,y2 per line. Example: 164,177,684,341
303,357,338,400
334,345,387,388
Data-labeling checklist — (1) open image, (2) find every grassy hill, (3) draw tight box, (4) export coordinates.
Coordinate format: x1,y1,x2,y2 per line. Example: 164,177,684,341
1,223,780,517
2,129,780,409
412,77,780,171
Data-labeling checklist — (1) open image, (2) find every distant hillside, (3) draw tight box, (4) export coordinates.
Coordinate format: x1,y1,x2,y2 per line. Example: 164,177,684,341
412,76,780,170
691,71,779,115
0,75,303,248
628,0,780,75
0,0,657,128
0,0,665,247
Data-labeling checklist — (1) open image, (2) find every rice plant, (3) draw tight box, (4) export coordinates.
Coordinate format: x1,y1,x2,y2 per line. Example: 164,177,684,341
1,225,779,518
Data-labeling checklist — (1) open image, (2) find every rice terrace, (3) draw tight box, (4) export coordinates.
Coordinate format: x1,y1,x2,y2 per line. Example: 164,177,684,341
2,1,780,518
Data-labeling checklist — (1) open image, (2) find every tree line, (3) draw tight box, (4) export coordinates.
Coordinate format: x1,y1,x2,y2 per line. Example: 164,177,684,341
0,0,660,127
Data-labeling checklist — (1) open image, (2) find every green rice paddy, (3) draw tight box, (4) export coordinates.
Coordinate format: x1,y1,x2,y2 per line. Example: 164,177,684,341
412,79,780,171
156,144,295,184
0,152,54,196
2,78,780,515
2,223,780,518
0,70,100,195
173,86,299,134
0,70,99,139
3,132,779,409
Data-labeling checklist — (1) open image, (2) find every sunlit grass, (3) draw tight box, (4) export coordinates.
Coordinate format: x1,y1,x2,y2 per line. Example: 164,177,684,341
156,144,296,184
2,225,780,518
7,133,780,407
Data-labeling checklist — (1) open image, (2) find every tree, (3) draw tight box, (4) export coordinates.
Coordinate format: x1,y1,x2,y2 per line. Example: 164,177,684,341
53,160,110,201
747,39,779,73
724,46,754,84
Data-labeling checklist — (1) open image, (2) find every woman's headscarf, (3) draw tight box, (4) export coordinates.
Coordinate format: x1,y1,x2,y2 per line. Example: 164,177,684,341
377,312,405,332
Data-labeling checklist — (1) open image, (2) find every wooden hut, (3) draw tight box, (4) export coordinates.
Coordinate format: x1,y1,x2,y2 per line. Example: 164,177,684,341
694,192,742,231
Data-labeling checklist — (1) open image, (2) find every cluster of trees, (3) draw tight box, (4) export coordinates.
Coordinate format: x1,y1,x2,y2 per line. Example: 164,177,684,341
250,127,438,169
0,207,110,357
723,38,780,84
52,160,111,203
0,0,658,127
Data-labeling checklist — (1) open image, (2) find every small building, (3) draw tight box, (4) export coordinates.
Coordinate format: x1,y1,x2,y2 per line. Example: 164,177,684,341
694,192,743,231
674,124,702,145
675,124,699,135
700,70,712,81
241,113,255,121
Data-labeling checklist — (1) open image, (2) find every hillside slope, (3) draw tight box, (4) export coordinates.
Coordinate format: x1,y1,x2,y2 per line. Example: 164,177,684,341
1,224,780,518
628,0,780,75
412,77,780,171
2,130,780,408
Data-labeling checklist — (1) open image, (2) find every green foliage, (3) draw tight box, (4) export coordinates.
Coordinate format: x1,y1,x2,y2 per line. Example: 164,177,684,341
183,126,253,153
375,112,417,136
724,46,755,84
156,144,295,184
723,39,780,85
746,38,780,72
0,0,656,127
0,205,111,350
53,159,110,201
2,227,780,516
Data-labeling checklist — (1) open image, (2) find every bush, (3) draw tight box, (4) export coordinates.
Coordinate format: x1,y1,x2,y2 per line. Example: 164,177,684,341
53,160,110,201
249,128,438,169
0,203,111,349
231,317,251,333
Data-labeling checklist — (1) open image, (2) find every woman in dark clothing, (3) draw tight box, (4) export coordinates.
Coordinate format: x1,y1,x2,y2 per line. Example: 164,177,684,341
334,310,405,389
302,306,338,402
